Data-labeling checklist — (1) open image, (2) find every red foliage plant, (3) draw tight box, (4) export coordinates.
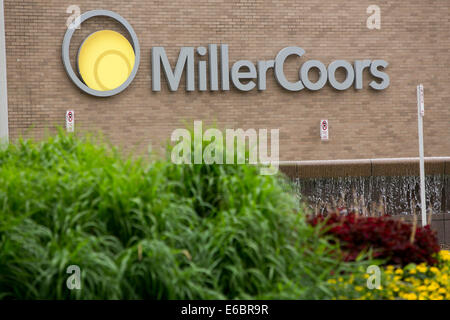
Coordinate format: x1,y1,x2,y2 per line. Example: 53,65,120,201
308,212,440,266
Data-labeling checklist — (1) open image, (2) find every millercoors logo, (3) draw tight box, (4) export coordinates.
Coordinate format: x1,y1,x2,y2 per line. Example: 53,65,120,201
62,10,389,97
152,45,389,92
62,10,140,97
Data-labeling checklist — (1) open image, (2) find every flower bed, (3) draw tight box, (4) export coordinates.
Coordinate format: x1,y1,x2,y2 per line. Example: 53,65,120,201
329,250,450,300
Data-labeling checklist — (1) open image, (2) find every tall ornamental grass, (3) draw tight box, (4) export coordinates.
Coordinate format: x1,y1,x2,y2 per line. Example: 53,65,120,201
0,132,373,299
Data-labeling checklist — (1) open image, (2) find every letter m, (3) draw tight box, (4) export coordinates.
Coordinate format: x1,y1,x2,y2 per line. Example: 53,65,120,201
226,128,258,165
152,47,195,91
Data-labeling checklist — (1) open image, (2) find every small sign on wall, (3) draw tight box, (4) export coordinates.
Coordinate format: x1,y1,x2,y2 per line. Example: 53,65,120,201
66,110,74,132
418,84,424,117
320,119,329,141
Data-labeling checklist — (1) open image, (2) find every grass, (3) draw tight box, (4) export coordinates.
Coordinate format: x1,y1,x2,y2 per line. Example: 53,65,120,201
0,131,374,299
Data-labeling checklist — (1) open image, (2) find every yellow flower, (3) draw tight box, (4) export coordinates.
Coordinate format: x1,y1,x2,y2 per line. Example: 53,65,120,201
395,269,403,275
427,282,439,291
409,268,417,274
417,264,427,273
429,267,440,274
404,293,417,300
404,277,417,285
417,285,427,291
439,250,450,261
328,279,337,284
411,279,421,286
355,286,364,292
438,288,446,294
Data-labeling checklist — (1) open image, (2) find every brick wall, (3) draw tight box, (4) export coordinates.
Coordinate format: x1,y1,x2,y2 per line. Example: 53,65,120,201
4,0,450,160
392,213,450,246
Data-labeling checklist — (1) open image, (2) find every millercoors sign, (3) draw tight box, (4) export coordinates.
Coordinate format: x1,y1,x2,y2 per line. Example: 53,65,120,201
152,45,389,92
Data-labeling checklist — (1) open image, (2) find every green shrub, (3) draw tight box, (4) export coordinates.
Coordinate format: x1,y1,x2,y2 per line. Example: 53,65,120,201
0,131,374,299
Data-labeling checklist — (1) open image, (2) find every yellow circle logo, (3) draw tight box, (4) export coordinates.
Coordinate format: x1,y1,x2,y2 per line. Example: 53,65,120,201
78,30,136,91
63,10,140,97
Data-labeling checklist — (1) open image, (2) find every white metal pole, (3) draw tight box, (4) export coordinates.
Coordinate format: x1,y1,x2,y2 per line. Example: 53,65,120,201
0,0,8,144
417,84,426,226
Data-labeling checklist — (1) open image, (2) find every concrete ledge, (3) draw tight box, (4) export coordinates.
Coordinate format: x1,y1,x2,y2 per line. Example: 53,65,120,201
280,160,372,178
371,158,445,176
279,157,450,178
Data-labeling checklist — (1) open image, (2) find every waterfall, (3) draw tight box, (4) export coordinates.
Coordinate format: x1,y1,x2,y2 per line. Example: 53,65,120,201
291,175,449,215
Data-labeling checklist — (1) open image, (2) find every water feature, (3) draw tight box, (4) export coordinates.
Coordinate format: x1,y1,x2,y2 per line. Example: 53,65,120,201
291,174,449,216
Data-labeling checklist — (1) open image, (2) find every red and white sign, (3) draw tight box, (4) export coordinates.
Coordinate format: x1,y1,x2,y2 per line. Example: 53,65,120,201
66,110,74,132
418,84,424,117
320,119,329,141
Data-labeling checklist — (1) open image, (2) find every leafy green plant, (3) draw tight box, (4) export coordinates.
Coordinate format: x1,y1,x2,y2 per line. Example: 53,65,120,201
0,130,374,299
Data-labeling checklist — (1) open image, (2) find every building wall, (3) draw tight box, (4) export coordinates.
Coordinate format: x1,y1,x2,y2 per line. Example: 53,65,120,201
4,0,450,160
